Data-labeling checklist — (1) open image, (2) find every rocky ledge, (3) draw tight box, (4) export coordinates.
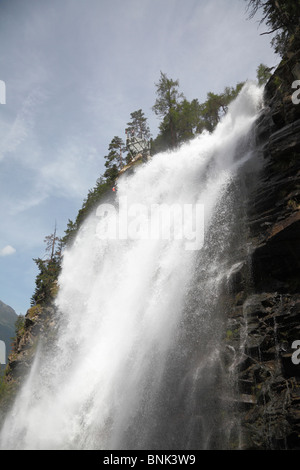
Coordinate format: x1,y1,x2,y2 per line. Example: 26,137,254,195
0,303,56,419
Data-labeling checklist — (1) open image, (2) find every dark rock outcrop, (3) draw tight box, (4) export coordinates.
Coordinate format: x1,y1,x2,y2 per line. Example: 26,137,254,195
225,36,300,449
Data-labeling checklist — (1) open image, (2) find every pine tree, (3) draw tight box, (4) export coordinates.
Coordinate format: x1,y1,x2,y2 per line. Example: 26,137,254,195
256,63,273,85
44,222,60,261
31,227,63,306
152,72,184,149
104,136,126,176
126,109,150,140
175,98,203,143
245,0,300,56
61,219,77,247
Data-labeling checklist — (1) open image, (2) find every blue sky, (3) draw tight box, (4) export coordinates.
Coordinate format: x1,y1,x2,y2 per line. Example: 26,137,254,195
0,0,278,315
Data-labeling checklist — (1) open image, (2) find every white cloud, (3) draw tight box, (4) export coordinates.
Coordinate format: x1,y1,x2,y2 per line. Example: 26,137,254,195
0,245,16,257
0,89,46,163
38,140,101,199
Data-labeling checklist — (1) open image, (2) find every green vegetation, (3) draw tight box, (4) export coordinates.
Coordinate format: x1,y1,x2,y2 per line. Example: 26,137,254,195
246,0,300,56
31,226,62,307
151,71,245,154
0,373,11,402
256,63,273,86
61,176,112,247
152,72,185,150
126,109,151,141
14,315,25,338
125,109,151,163
104,136,126,180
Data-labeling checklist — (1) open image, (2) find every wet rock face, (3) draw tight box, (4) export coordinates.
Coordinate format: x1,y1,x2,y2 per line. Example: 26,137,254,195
238,294,300,449
1,305,57,398
226,38,300,449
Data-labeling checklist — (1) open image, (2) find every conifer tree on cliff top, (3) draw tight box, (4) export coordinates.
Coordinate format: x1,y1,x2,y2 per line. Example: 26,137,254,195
246,0,300,56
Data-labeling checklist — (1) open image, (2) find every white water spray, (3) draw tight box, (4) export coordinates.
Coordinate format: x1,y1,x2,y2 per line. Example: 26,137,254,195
0,82,263,450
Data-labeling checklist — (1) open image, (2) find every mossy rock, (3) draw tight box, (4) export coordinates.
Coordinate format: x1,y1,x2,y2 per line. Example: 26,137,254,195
26,304,43,320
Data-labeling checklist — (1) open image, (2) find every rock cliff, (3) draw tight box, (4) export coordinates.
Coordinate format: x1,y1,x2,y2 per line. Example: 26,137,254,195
225,33,300,449
0,303,56,418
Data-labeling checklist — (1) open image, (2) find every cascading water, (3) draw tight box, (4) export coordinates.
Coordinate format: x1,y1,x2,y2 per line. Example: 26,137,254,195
0,82,264,450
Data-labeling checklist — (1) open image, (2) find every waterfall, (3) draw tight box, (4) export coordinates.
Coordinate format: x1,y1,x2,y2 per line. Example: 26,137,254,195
0,82,264,450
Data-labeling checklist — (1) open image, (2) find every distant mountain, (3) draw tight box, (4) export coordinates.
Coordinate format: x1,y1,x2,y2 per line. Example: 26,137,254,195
0,300,18,368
